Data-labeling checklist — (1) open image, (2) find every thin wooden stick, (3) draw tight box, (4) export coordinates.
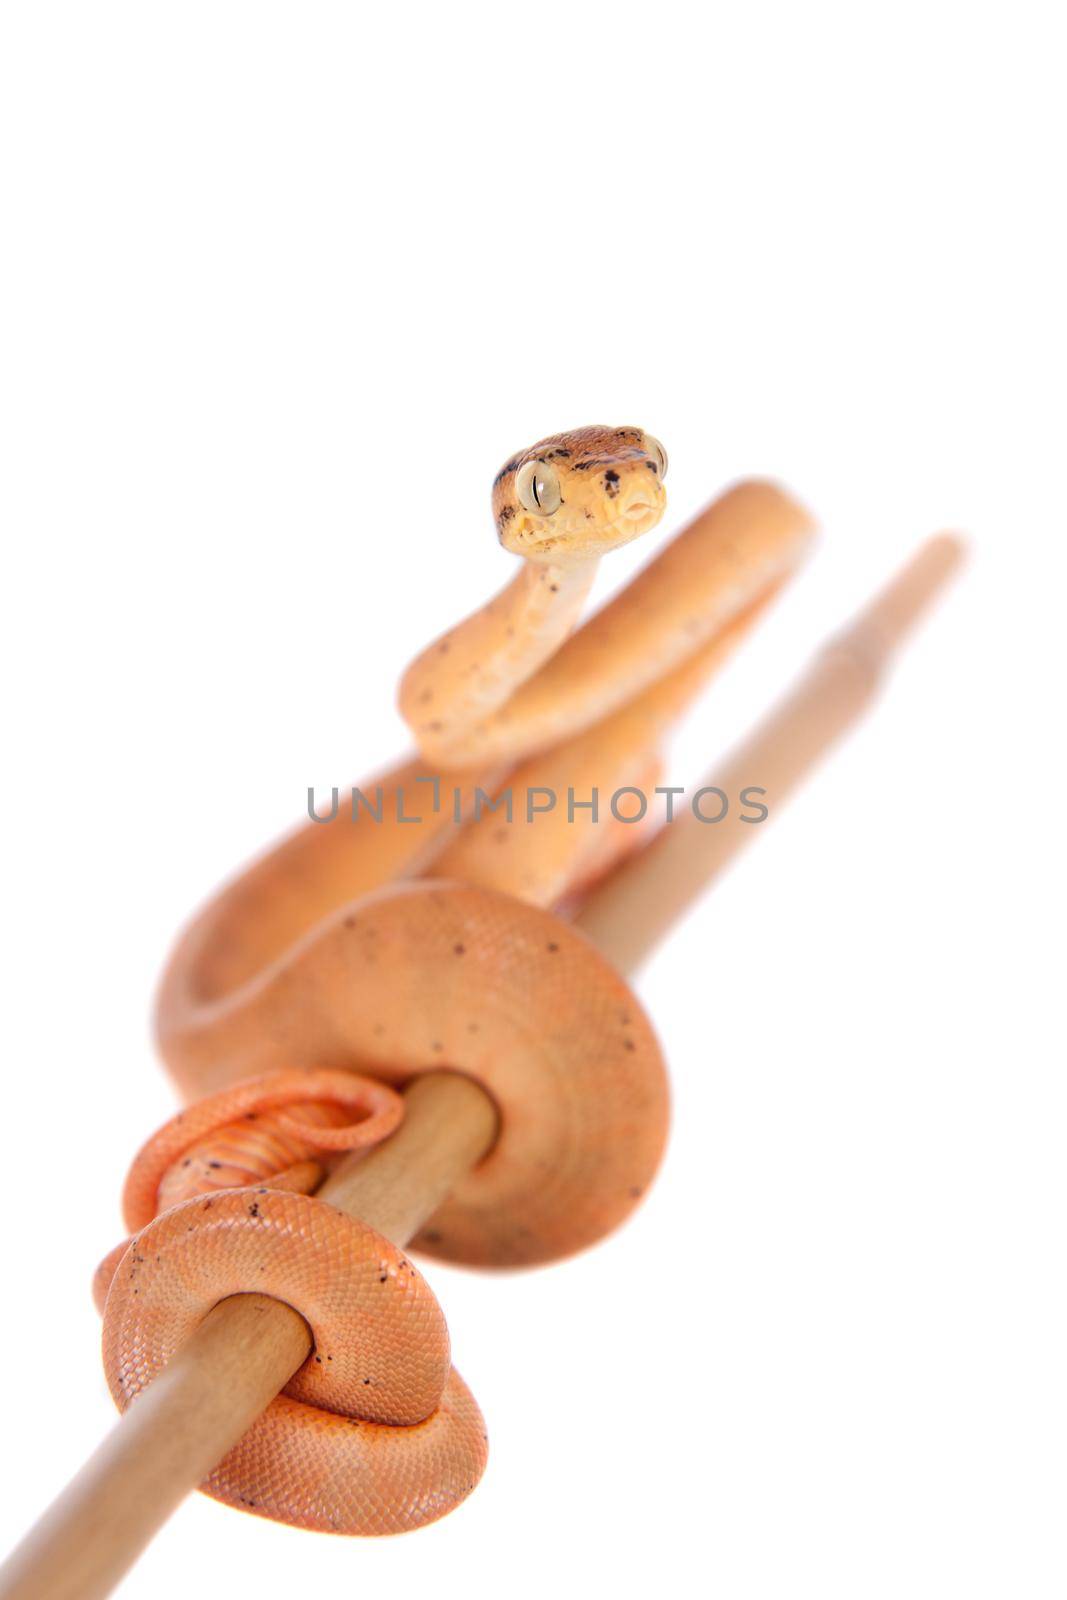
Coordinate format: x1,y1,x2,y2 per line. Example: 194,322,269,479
0,534,964,1600
575,535,965,974
0,1073,498,1600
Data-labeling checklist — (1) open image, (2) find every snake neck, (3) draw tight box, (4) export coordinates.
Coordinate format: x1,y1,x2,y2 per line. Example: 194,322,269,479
398,556,598,767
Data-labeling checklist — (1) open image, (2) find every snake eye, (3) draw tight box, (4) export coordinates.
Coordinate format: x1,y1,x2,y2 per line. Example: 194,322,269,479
515,459,562,516
642,434,668,478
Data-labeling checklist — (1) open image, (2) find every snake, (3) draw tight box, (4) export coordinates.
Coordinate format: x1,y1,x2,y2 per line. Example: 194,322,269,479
97,425,815,1535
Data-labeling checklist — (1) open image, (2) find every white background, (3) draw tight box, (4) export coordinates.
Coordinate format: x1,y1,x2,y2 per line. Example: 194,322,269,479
1,4,1064,1597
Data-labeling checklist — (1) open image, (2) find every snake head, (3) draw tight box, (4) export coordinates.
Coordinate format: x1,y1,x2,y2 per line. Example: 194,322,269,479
492,425,668,564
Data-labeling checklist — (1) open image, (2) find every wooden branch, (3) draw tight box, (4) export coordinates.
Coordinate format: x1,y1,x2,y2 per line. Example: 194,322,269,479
0,534,964,1600
576,535,965,973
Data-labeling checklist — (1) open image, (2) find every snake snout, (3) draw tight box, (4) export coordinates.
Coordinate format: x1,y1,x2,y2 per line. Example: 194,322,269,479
620,493,656,520
608,471,666,538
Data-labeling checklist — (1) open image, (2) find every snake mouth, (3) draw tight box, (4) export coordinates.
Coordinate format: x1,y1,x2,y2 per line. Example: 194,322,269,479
518,489,664,559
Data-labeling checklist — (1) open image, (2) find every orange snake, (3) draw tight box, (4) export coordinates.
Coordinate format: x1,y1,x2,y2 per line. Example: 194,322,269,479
96,427,814,1534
